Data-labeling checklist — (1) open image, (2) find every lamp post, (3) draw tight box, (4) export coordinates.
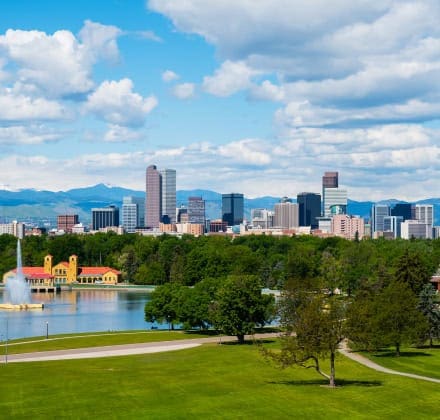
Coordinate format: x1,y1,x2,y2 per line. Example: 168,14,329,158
5,319,8,364
46,321,49,339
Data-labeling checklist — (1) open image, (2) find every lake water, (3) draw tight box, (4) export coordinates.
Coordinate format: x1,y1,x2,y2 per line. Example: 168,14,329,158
0,289,159,340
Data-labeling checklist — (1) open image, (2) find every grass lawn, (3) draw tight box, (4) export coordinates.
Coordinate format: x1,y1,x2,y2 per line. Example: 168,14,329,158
362,344,440,380
0,330,212,354
0,340,439,419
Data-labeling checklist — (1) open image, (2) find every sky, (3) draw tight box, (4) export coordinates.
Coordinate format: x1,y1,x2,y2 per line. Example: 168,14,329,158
0,0,440,201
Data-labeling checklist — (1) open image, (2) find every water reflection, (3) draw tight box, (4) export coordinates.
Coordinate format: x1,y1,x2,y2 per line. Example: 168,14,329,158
0,289,155,340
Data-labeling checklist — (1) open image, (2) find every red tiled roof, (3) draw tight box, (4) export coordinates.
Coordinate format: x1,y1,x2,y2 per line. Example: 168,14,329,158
78,267,120,276
11,267,53,279
56,262,69,267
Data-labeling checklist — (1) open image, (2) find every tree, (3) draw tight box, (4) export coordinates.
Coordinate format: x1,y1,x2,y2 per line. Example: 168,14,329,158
394,248,432,294
264,289,345,388
348,281,428,356
418,283,440,347
212,275,275,343
144,283,184,329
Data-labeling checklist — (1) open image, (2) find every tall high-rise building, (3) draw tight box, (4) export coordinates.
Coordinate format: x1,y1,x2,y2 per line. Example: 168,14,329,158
160,169,176,224
322,171,347,217
92,206,119,231
274,201,299,229
322,171,338,215
323,188,347,217
297,192,321,229
188,196,205,225
222,193,244,226
122,196,145,233
415,204,434,228
391,203,413,221
145,165,161,228
371,204,390,235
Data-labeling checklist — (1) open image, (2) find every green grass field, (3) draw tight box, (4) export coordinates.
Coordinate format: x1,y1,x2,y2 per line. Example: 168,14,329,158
363,344,440,380
0,338,439,419
1,330,210,354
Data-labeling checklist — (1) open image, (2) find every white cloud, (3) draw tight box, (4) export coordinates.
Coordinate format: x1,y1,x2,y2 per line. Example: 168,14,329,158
172,82,195,99
137,30,163,43
0,20,122,98
3,123,440,200
0,89,67,121
202,60,259,96
85,78,158,127
103,124,143,142
150,1,440,127
0,125,62,145
162,69,179,82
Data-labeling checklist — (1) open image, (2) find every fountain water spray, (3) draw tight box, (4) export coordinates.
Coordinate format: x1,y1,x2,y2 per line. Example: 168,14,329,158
1,239,43,309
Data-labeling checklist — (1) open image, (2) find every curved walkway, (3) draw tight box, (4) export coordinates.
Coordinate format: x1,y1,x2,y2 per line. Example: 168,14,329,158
338,340,440,384
0,333,278,364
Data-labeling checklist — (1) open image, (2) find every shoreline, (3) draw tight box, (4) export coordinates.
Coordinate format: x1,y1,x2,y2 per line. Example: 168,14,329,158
0,284,156,292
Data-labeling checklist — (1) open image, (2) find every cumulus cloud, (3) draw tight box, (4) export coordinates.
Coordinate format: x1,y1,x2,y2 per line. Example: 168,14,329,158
150,0,440,127
85,78,158,127
0,89,67,121
0,20,121,98
0,124,62,145
103,124,143,142
203,60,259,96
162,69,179,82
172,82,195,99
3,124,440,200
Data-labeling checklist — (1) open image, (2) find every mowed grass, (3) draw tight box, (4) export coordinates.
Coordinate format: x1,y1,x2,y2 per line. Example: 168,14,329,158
363,344,440,380
0,340,439,419
0,330,211,354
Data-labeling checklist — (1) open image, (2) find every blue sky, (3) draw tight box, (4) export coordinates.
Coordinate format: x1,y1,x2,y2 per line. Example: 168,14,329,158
1,0,440,201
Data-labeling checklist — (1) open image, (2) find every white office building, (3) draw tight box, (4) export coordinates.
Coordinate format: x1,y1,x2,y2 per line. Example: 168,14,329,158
400,220,432,239
274,202,298,229
323,188,347,218
251,208,274,229
122,196,145,233
415,204,434,228
371,204,390,235
383,215,403,239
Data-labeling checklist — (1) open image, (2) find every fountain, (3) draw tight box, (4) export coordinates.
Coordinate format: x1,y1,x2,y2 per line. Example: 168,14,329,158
0,239,44,310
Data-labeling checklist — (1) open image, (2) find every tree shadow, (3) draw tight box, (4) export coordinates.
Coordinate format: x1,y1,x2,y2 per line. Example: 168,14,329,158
373,351,431,358
221,339,276,346
268,379,382,387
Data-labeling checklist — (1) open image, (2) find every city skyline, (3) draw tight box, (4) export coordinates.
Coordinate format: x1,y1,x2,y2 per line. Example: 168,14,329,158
1,1,440,201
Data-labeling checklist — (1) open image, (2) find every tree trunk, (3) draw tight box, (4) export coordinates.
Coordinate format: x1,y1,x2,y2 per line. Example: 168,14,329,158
237,333,245,344
395,342,400,357
430,336,433,348
329,351,336,388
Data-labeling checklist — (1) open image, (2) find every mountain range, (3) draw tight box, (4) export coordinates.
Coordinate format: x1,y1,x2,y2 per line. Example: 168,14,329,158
0,183,439,227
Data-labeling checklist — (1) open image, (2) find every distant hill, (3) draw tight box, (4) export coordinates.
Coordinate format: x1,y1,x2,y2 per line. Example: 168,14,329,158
0,183,439,227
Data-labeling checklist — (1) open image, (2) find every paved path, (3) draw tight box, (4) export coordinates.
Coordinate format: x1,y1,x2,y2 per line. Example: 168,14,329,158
338,340,440,384
0,333,278,364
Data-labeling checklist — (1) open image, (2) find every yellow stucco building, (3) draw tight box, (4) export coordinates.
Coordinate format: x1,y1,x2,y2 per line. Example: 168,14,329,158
3,254,120,288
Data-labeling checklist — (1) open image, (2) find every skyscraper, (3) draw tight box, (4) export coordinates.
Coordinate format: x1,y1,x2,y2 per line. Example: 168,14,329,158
371,204,390,235
145,165,161,228
188,196,205,225
122,196,145,233
322,171,346,217
391,203,413,221
415,204,434,228
160,169,177,224
297,192,321,229
222,193,244,226
274,201,299,229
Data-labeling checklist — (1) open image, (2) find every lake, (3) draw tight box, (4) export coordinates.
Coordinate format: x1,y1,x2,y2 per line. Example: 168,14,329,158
0,289,159,340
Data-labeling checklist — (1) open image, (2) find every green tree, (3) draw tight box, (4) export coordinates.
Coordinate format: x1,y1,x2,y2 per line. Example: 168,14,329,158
418,283,440,347
212,275,275,343
144,283,184,329
265,289,345,388
394,248,432,294
348,281,428,356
